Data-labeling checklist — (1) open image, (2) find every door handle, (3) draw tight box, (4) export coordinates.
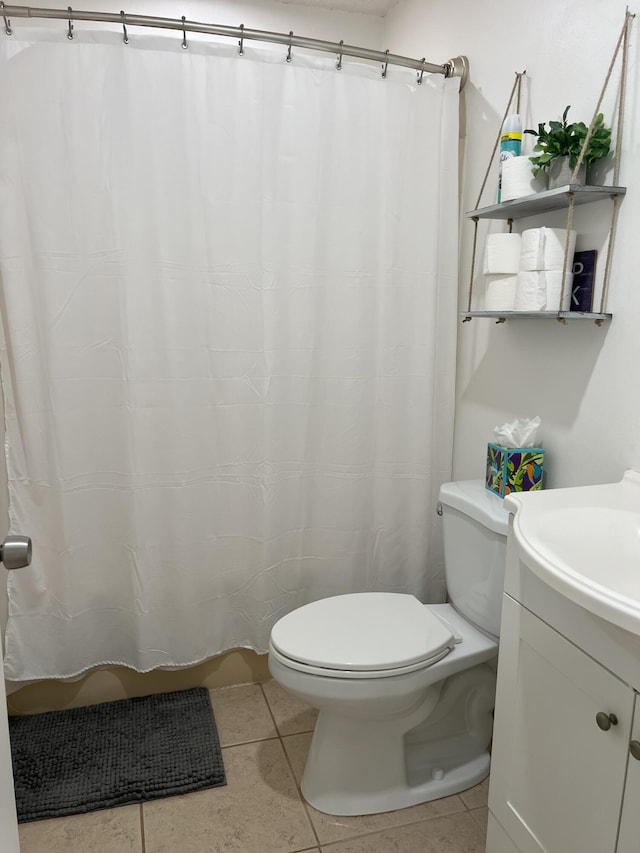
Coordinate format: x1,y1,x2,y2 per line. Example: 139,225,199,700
0,535,32,570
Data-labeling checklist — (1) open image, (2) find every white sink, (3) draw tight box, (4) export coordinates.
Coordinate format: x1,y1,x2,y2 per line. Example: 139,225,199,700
504,470,640,635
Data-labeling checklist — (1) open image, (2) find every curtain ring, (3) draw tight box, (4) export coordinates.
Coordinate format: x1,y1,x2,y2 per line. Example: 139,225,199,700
381,48,389,79
417,58,425,85
181,15,187,49
286,30,293,63
1,3,12,36
67,6,74,40
238,22,244,55
120,10,128,45
336,39,343,70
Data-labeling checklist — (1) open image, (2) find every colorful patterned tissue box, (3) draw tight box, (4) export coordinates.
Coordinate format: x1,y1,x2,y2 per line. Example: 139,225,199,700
485,443,544,498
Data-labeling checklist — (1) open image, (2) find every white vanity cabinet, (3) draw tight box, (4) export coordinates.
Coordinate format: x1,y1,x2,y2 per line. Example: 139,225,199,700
487,592,639,853
486,517,640,853
617,697,640,853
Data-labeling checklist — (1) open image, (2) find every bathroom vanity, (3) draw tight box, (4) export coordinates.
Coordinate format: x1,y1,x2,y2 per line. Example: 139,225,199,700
486,471,640,853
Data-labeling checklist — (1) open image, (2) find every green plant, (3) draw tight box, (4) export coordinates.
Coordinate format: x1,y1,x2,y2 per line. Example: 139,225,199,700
524,106,612,177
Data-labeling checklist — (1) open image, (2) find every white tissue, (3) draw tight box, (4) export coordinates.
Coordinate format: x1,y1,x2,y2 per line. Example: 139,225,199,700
514,271,547,311
520,228,577,272
493,416,541,449
484,274,518,311
501,156,548,201
482,233,522,275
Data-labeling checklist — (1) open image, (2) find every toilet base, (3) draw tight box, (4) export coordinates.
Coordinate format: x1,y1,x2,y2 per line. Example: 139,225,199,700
300,663,496,816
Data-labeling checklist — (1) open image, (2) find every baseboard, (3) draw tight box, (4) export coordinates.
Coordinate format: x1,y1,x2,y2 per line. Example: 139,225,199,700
7,648,271,715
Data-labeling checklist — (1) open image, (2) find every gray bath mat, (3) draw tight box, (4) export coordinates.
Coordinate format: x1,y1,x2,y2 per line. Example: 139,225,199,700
9,686,226,822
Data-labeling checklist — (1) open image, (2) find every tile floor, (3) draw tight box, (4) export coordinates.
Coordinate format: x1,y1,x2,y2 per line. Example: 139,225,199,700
17,680,489,853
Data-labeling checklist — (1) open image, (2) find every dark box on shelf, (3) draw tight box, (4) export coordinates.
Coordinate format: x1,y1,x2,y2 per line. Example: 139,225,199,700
571,250,597,312
485,443,545,498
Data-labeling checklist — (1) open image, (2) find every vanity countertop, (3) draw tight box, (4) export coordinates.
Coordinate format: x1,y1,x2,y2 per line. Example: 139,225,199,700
504,470,640,637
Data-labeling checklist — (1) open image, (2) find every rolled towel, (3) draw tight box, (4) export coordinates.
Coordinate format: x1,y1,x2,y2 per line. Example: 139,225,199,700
514,270,575,311
485,274,518,311
482,233,522,275
501,156,548,201
520,227,577,272
545,271,574,311
514,270,547,311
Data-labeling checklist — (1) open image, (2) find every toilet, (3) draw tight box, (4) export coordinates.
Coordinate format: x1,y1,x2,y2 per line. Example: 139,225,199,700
268,480,510,816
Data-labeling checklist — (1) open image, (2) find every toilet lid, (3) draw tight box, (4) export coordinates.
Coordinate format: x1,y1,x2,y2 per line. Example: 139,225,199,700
270,593,455,673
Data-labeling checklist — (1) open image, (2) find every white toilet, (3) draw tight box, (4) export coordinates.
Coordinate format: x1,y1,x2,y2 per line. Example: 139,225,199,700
268,480,509,816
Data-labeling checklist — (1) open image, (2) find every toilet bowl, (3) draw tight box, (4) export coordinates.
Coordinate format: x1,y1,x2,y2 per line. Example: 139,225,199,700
268,480,509,816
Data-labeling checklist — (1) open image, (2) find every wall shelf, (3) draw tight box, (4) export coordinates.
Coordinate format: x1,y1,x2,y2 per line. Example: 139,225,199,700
466,185,627,221
461,310,612,324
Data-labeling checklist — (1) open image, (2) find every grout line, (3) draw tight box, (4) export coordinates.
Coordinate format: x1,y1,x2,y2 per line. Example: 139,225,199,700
139,803,146,853
259,681,284,737
278,732,321,850
260,683,323,850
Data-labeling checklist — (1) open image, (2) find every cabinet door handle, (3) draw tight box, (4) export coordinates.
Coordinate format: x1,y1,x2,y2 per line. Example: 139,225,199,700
596,712,618,731
630,741,640,761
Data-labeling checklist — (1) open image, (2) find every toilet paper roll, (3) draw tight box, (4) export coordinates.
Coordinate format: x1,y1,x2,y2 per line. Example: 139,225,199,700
501,156,548,201
484,274,518,311
514,271,547,311
520,228,577,272
545,271,574,311
482,233,522,275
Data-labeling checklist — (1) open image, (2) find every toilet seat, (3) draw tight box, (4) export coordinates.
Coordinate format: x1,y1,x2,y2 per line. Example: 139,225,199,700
270,593,456,679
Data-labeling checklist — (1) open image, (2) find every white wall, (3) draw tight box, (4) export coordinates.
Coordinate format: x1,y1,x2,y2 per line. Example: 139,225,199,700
386,0,640,489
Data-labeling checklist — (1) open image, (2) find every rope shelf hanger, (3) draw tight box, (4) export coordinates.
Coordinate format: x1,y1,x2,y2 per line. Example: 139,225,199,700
463,8,634,326
464,70,526,320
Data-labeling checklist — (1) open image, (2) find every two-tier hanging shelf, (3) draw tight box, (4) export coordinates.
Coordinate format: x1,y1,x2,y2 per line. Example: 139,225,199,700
461,10,633,326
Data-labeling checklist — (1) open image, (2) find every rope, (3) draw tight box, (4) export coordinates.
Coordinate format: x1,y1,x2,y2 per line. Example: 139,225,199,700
613,10,633,186
600,194,621,313
473,71,525,211
570,12,632,183
599,12,633,314
465,217,480,315
465,72,524,322
558,193,575,318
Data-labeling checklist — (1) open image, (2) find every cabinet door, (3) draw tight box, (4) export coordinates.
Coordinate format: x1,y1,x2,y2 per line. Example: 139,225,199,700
489,595,634,853
617,692,640,853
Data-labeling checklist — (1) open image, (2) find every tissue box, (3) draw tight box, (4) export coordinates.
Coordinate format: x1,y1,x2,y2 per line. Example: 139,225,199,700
485,443,544,498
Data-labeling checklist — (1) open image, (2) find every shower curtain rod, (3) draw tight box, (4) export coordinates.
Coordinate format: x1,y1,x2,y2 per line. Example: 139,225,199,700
0,3,468,81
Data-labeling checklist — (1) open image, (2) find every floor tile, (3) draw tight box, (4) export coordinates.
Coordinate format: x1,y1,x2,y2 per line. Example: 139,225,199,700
459,777,489,811
320,811,486,852
209,683,277,746
18,804,141,853
470,806,489,832
261,679,318,736
143,739,316,853
282,732,467,845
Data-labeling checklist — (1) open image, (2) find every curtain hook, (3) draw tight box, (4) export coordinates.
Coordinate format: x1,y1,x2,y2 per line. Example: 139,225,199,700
1,3,12,36
181,15,187,49
238,23,244,55
286,30,293,63
417,57,426,85
120,10,128,44
67,6,74,40
336,39,343,70
381,48,389,79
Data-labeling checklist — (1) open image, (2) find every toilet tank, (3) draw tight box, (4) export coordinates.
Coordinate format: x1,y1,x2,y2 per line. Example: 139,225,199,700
438,480,510,639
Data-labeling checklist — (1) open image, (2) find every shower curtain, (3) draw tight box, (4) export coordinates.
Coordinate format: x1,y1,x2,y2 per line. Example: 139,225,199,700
0,29,459,681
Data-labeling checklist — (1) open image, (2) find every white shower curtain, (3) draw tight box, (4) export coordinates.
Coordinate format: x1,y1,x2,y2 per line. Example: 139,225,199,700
0,29,459,681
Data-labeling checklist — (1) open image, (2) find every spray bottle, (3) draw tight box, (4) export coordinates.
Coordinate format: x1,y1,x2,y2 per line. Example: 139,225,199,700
497,114,522,203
